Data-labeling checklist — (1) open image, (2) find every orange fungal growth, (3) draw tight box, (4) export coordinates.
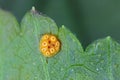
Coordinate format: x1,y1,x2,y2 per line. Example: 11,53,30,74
39,34,61,57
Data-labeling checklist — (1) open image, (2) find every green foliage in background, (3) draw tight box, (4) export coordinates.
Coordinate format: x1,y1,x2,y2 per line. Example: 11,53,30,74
0,8,120,80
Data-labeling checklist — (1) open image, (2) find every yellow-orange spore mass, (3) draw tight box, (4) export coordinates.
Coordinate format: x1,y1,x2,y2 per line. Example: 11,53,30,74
39,34,61,57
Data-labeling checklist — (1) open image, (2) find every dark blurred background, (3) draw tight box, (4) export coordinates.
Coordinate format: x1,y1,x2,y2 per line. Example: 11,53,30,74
0,0,120,48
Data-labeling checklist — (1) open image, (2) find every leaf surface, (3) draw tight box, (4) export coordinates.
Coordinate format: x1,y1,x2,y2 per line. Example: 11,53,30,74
0,9,120,80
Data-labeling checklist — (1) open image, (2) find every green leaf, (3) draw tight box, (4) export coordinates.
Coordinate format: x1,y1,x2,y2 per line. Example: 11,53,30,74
0,8,120,80
0,9,20,80
84,36,120,80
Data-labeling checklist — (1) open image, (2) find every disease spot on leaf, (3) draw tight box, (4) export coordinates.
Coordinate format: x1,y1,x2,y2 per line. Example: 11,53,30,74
39,34,61,57
50,36,56,42
42,41,48,47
